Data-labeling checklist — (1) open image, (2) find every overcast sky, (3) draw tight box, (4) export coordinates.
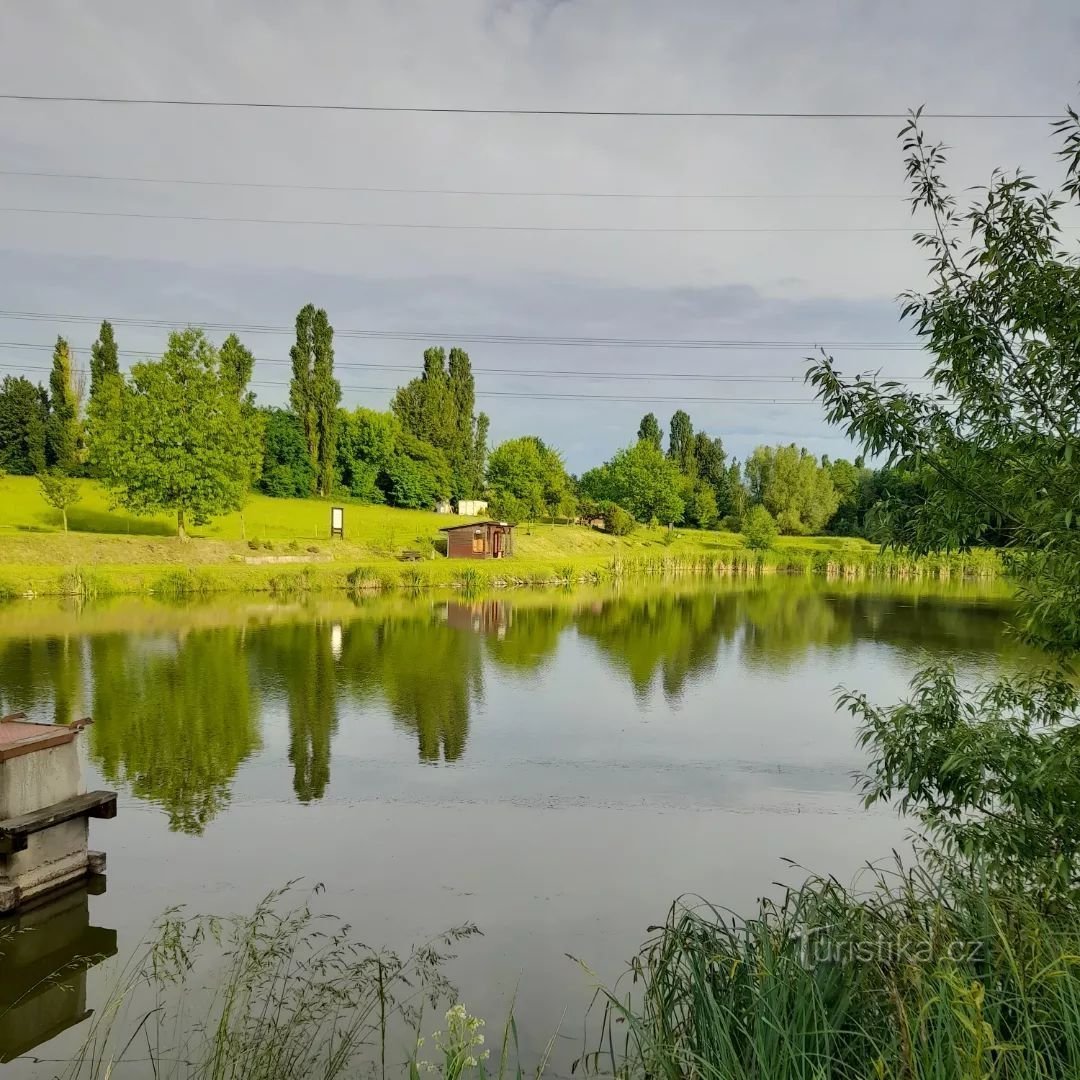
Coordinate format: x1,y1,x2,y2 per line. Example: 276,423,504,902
1,1,1078,471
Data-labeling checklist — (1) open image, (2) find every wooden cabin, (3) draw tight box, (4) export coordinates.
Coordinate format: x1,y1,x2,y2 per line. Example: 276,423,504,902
441,521,514,560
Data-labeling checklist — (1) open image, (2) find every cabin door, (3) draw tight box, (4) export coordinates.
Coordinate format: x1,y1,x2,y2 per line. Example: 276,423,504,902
492,529,502,558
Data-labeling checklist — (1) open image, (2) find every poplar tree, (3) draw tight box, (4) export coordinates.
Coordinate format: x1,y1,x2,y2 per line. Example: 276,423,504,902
311,309,339,497
89,320,119,403
667,410,695,475
46,336,80,471
289,304,318,489
290,305,339,497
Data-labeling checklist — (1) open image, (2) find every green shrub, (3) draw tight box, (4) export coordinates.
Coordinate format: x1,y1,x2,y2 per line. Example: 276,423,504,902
602,503,635,536
742,505,779,551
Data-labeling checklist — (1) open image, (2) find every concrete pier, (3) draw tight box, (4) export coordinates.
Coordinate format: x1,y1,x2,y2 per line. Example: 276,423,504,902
0,713,115,913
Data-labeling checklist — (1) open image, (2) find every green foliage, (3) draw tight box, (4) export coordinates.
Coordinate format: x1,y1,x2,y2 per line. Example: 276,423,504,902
805,109,1080,901
742,504,778,550
218,332,255,396
666,409,695,474
38,469,82,531
88,319,119,405
581,440,685,525
846,663,1080,901
289,304,340,497
259,407,315,498
385,432,452,509
602,502,635,536
392,347,487,499
637,412,662,450
680,478,718,529
88,328,264,537
691,431,730,516
486,436,573,521
745,443,839,534
46,336,80,472
0,375,48,474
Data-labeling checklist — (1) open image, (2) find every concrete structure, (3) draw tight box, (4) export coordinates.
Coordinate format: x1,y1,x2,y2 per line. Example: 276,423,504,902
0,714,115,913
457,499,489,517
0,880,116,1062
440,521,515,559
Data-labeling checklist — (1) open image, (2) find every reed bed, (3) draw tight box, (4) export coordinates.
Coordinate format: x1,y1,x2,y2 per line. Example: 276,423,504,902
582,863,1080,1080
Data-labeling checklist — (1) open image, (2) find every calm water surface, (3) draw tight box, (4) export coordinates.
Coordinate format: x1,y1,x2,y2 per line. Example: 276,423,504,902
0,577,1024,1073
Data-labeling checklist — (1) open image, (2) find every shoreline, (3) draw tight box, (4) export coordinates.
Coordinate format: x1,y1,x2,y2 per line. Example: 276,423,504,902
0,545,1003,601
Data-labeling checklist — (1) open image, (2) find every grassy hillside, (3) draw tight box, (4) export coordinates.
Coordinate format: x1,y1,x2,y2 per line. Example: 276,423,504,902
0,475,879,559
0,475,999,598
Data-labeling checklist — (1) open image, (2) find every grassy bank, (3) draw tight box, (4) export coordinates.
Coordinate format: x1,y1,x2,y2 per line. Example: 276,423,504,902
0,475,1002,599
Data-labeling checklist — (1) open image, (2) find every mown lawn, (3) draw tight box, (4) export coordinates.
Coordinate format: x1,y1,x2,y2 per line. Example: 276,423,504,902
0,474,878,567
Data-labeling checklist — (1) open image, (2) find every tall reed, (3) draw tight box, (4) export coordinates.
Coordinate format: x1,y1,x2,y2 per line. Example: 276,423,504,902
580,863,1080,1080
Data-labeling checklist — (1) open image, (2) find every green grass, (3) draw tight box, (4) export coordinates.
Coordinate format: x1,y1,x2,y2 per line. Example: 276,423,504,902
584,864,1080,1080
0,475,1000,598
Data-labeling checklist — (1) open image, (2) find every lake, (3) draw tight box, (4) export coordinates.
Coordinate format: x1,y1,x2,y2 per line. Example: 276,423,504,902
0,576,1024,1074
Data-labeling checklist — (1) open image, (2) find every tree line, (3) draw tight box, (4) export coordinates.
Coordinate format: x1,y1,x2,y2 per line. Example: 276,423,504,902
0,306,939,540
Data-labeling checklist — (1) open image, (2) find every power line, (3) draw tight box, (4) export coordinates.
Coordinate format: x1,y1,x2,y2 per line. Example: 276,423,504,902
0,94,1058,119
0,310,924,351
0,204,938,233
0,363,822,404
0,167,904,201
0,343,928,383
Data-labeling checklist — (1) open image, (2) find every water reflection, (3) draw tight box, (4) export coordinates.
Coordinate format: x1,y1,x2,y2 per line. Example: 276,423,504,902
251,622,339,803
0,882,116,1064
0,580,1022,833
90,628,261,834
576,592,740,699
338,611,483,762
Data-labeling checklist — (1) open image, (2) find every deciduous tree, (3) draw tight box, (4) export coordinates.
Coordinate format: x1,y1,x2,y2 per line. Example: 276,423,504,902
0,376,48,475
806,107,1080,897
38,469,82,532
259,407,314,498
745,443,839,534
581,440,685,525
637,412,663,450
88,328,263,538
486,436,573,521
742,504,778,550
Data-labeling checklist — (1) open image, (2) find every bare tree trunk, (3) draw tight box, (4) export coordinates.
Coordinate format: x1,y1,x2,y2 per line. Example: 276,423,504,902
177,507,187,540
62,507,68,532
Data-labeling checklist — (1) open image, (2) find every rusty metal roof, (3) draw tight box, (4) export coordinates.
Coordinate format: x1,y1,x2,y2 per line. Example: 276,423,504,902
439,521,512,531
0,714,85,762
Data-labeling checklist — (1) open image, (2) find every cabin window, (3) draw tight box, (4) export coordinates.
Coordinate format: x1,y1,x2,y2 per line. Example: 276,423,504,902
472,529,486,553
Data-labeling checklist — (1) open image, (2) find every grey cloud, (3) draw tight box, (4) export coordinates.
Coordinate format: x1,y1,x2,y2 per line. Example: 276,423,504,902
0,0,1077,470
